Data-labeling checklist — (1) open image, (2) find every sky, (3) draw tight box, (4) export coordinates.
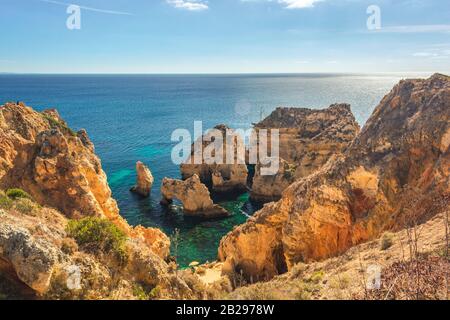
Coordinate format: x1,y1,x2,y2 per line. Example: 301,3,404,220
0,0,449,73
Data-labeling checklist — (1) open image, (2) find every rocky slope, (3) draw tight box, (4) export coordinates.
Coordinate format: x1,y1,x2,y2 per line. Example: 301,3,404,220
181,125,248,194
0,103,168,255
0,196,207,299
219,74,450,280
251,104,360,202
227,210,449,300
0,102,204,299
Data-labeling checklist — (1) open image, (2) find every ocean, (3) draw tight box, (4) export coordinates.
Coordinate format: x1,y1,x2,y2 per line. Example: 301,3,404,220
0,73,415,266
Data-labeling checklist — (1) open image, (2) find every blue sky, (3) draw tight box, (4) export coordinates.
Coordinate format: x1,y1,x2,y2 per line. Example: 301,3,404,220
0,0,449,73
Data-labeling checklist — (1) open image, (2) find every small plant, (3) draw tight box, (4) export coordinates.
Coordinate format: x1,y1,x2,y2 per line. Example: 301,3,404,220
61,238,79,255
42,113,77,136
66,217,128,265
308,270,325,284
295,282,317,300
149,285,162,300
380,232,394,250
133,284,150,300
0,194,13,210
6,188,32,200
13,198,39,216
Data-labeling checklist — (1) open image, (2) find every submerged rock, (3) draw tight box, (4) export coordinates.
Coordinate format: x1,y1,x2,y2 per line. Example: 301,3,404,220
219,74,450,280
130,161,154,197
250,103,360,203
161,175,229,219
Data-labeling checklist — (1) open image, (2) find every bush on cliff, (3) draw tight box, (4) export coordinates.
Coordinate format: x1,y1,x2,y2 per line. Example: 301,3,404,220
13,198,40,216
42,113,77,137
6,188,32,200
0,192,13,210
67,217,128,265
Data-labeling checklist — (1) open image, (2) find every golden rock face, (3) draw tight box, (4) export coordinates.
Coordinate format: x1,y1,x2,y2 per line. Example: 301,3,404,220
219,74,450,280
0,102,169,260
251,103,360,203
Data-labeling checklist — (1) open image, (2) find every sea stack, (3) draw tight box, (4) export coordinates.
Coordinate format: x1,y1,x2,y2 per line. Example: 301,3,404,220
160,175,229,219
131,161,154,197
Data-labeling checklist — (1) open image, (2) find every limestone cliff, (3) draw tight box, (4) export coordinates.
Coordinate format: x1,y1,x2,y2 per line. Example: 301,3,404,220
181,125,248,194
0,202,195,299
219,74,450,280
0,102,169,259
251,104,360,202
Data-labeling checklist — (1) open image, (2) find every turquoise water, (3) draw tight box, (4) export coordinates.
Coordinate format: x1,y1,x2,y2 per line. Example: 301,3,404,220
0,73,409,266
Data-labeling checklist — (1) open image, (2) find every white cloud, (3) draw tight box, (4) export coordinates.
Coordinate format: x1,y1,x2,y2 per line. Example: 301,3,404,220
278,0,323,9
413,52,438,57
167,0,209,11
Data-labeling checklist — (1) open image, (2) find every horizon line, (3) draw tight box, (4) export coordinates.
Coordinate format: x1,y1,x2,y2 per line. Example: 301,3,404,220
0,71,443,76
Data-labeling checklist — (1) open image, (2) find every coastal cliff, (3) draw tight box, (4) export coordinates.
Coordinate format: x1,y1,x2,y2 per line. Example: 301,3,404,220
219,74,450,280
0,103,210,299
251,104,360,202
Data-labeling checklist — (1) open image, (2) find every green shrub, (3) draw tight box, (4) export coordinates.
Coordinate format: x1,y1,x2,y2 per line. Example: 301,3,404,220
0,194,13,210
42,114,77,137
6,188,32,200
308,270,325,284
133,284,150,300
380,232,394,250
149,286,162,300
66,217,128,264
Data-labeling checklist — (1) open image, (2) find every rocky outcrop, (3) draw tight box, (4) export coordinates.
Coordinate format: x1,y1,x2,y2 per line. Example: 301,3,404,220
250,104,360,202
0,202,194,299
181,125,248,194
0,223,61,294
130,161,154,197
161,175,229,219
219,74,450,280
0,102,169,258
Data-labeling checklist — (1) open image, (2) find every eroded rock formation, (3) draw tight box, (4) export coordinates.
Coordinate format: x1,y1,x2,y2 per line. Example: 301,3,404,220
0,203,194,298
251,104,360,202
161,175,229,218
0,103,210,298
219,74,450,280
130,161,154,197
181,125,248,194
0,102,169,257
